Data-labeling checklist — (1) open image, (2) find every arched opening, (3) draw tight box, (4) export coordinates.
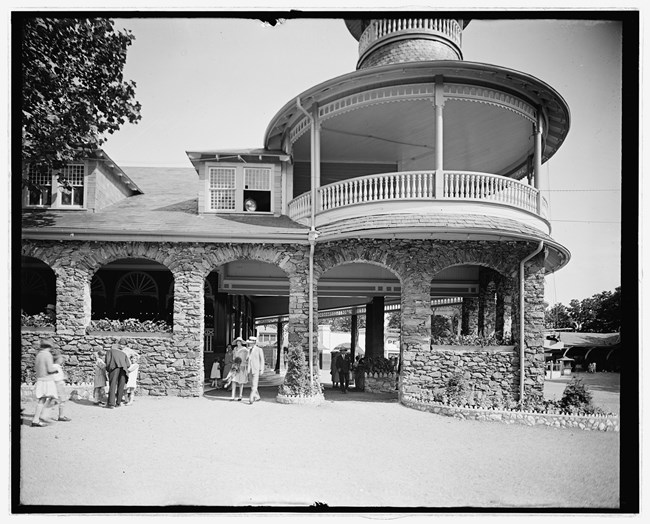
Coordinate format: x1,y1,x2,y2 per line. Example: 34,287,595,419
21,256,56,319
91,258,174,326
430,264,513,345
203,260,290,385
318,262,401,394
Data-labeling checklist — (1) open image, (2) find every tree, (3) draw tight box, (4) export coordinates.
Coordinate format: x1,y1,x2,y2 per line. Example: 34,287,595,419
387,311,401,330
431,314,451,337
544,303,573,329
583,287,621,333
21,17,141,185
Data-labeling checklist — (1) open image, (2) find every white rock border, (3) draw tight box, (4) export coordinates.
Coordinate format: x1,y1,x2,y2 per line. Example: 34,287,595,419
276,393,325,405
402,395,620,432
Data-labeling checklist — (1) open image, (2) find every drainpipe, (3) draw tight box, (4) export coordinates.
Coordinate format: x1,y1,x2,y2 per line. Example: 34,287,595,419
519,241,544,404
296,97,318,388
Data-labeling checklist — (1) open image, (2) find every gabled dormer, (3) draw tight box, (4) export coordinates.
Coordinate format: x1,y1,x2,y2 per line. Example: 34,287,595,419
186,148,291,216
22,149,142,212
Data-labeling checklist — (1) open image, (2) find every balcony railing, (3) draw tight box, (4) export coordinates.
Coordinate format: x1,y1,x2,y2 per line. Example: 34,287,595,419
287,170,545,223
358,18,462,57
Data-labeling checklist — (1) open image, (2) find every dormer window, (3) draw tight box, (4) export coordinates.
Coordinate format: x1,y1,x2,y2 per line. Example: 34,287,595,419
24,163,86,209
206,163,273,213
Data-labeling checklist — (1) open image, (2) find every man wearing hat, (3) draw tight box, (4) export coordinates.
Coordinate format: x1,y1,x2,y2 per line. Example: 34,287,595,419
104,343,132,408
246,336,265,404
335,348,351,393
31,338,59,426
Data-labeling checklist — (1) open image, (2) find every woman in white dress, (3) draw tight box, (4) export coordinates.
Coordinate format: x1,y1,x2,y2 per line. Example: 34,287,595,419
230,337,249,401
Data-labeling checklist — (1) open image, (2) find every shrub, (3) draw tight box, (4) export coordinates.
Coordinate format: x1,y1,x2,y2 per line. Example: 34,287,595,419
431,334,512,346
278,347,322,397
363,356,394,373
445,371,468,404
21,312,54,328
87,318,172,333
560,378,594,410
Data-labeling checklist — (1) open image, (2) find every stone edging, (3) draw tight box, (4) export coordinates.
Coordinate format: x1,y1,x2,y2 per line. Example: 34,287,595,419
401,396,620,432
276,393,325,405
21,383,95,402
85,331,173,339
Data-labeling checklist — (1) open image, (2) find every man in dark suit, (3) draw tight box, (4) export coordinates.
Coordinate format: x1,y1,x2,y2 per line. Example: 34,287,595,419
336,349,351,393
105,344,131,408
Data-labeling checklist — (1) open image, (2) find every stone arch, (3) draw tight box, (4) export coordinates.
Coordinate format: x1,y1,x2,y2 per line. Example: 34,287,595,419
82,242,176,276
199,244,299,280
21,255,57,315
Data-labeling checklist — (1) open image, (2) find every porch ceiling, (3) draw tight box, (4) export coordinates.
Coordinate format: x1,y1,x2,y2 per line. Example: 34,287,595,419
291,98,532,174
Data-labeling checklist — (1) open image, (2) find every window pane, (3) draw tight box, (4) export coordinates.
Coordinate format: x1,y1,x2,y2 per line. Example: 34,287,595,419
73,187,84,206
210,168,236,188
244,167,271,190
59,164,84,206
211,189,236,210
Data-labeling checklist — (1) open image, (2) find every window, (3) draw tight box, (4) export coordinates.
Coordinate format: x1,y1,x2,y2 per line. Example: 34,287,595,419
25,163,86,208
207,164,272,213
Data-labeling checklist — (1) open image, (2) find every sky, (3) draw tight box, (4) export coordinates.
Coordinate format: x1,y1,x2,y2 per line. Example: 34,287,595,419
97,14,624,307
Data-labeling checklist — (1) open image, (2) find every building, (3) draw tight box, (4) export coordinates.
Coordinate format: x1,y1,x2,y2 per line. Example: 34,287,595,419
20,17,570,403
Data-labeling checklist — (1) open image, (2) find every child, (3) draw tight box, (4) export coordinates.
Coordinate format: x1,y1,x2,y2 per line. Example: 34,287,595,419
124,354,139,406
222,356,241,390
48,354,71,422
210,358,221,388
93,349,108,405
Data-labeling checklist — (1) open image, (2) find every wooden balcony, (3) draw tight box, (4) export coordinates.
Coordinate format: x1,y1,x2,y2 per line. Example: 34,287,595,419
288,170,549,233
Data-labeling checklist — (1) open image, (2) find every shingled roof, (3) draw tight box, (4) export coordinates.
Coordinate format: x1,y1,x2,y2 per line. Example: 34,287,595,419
21,167,309,243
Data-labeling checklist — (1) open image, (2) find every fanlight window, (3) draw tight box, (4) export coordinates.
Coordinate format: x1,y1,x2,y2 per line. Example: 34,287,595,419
91,275,107,297
115,272,159,299
21,270,48,295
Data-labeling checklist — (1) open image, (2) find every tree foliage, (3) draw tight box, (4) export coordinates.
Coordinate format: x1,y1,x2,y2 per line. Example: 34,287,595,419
545,287,621,333
21,17,141,181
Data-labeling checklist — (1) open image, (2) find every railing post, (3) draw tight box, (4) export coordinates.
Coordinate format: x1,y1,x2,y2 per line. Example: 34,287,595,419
435,170,445,198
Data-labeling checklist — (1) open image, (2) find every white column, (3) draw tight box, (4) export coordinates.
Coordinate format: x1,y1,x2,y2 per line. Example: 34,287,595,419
533,110,544,213
434,76,445,197
311,105,321,210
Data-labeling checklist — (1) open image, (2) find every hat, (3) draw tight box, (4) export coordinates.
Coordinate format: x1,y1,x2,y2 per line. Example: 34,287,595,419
46,304,55,310
247,336,257,343
234,336,244,343
40,338,55,349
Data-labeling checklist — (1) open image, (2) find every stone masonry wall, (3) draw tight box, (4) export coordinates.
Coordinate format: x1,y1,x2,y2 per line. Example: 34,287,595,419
400,347,519,399
22,240,312,397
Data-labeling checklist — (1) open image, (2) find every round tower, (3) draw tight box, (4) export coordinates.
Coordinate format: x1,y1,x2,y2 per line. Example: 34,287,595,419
345,18,471,69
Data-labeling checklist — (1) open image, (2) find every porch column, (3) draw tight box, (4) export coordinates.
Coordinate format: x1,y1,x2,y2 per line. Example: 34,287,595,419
275,319,283,373
234,295,241,338
434,76,445,197
370,296,385,358
350,313,358,361
399,271,432,397
511,253,546,398
55,265,92,336
534,111,544,213
172,269,205,396
495,277,513,343
287,270,319,379
461,297,479,335
478,268,498,337
364,301,374,358
214,291,228,352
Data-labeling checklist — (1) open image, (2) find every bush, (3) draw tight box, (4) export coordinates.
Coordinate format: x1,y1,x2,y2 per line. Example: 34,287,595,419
560,378,594,410
445,371,468,403
431,334,512,346
21,311,54,328
278,348,322,397
87,318,172,333
362,356,394,373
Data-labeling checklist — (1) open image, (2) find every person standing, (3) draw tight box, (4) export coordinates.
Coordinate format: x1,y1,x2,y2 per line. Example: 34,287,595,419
31,338,59,427
222,344,234,384
330,350,340,389
247,336,265,404
48,353,72,422
105,343,131,408
336,349,351,393
230,337,249,401
93,349,108,405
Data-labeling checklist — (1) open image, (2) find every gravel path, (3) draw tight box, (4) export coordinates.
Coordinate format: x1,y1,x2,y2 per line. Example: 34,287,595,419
17,382,620,510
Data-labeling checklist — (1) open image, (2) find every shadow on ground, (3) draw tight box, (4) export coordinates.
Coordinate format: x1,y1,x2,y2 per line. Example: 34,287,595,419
202,384,399,404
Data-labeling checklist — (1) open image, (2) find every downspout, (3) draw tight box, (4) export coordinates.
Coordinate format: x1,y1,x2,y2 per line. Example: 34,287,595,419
519,240,544,404
296,97,317,389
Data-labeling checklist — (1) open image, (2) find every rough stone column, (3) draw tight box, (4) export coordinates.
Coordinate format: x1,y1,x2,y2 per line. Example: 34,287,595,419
461,297,479,335
171,269,205,396
288,271,319,379
511,254,546,399
496,277,514,343
399,270,432,398
54,265,92,336
478,268,498,336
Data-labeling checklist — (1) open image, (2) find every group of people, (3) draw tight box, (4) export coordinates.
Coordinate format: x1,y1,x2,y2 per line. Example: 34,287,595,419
210,336,265,404
330,348,366,393
29,337,142,427
93,340,140,409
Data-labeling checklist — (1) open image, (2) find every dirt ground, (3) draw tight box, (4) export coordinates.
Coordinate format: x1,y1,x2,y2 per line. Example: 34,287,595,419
16,374,621,511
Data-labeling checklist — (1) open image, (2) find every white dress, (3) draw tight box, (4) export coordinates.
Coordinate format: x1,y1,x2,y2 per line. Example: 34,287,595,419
126,363,139,388
210,361,220,380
